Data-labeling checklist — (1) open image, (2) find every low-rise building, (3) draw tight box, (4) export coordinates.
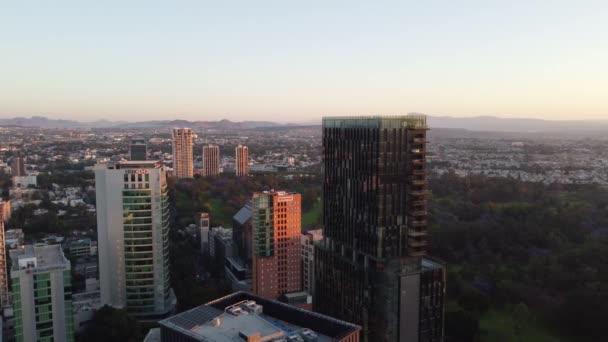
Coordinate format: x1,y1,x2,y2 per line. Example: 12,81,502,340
147,291,361,342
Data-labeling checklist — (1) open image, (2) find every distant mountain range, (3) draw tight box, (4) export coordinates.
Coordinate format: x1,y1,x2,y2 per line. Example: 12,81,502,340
0,116,287,130
1,115,607,132
426,115,608,132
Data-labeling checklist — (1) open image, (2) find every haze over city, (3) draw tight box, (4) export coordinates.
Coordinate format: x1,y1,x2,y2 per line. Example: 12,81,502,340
0,2,607,342
2,0,607,121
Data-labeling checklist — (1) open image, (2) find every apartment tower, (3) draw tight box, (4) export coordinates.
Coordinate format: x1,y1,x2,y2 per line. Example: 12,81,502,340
301,229,323,298
129,137,148,161
315,115,445,342
0,217,8,308
172,128,194,178
12,157,25,177
235,145,249,176
11,245,74,342
252,191,302,300
202,144,220,176
95,160,175,317
200,212,210,254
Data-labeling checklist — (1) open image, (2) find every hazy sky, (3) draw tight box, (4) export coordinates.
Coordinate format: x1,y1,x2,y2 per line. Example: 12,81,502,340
1,1,607,122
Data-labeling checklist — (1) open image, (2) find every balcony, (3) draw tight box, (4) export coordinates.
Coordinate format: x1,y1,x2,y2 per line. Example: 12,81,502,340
408,250,427,257
412,159,425,166
409,190,429,197
410,210,428,217
408,240,428,248
412,138,428,144
408,230,428,237
412,200,427,206
411,179,428,186
411,220,428,227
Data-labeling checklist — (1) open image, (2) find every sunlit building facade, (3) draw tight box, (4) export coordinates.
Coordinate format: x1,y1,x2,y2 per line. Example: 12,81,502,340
95,161,175,318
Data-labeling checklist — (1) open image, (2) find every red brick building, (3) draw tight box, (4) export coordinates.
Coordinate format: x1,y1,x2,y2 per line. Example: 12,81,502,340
252,191,302,300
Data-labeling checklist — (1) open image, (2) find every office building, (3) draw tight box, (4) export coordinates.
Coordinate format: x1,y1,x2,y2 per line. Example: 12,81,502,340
235,145,249,176
172,128,194,178
252,191,302,301
11,158,25,177
208,226,232,259
10,244,74,342
224,256,252,292
129,137,148,161
200,213,210,254
0,218,7,308
65,238,94,258
147,291,361,342
301,229,323,297
202,144,220,176
315,115,445,342
95,160,175,317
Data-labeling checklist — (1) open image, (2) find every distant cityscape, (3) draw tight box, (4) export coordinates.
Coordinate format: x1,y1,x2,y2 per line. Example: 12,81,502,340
0,114,605,342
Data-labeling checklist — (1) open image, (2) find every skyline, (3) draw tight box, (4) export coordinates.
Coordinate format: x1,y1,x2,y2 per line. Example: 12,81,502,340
2,1,608,121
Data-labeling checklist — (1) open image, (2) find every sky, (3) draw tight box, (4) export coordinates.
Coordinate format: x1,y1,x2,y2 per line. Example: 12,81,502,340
1,0,607,122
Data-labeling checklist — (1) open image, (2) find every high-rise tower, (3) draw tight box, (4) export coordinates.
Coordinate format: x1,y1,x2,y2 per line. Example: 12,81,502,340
315,115,445,342
12,157,25,177
129,137,148,161
252,191,302,301
0,216,8,308
172,128,194,178
95,161,175,317
235,145,249,176
11,245,74,342
202,144,220,176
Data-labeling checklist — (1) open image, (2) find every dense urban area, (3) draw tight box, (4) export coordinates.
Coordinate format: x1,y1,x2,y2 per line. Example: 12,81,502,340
0,122,606,342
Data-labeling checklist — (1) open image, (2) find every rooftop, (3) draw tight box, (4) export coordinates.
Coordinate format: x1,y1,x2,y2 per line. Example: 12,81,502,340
233,200,252,225
323,114,427,129
160,292,360,341
10,244,70,273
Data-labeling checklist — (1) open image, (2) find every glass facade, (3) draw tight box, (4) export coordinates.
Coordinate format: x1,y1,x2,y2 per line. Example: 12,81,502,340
12,268,74,342
122,171,171,315
315,115,445,342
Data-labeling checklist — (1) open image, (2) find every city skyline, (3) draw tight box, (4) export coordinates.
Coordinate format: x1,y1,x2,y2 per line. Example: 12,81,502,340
2,1,607,121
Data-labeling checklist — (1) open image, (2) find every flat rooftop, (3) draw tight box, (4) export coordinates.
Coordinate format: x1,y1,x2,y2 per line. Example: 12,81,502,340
323,114,427,129
10,244,69,273
160,292,360,341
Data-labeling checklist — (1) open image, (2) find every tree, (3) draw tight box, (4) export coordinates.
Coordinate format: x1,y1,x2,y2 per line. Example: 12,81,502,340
77,306,143,342
445,309,479,342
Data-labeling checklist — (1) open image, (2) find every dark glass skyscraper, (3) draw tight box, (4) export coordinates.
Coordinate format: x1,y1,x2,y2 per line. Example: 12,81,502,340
315,115,445,342
129,137,148,161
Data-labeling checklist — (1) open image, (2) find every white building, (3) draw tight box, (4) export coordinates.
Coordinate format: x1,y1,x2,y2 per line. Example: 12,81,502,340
10,245,74,342
12,175,37,188
301,229,323,296
200,213,210,254
208,226,232,258
95,161,175,317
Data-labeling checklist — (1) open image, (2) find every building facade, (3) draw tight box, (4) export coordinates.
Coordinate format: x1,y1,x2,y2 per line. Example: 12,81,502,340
0,218,8,308
315,115,445,342
129,137,148,161
11,158,25,177
171,128,194,178
252,191,302,300
301,229,323,297
235,145,249,176
10,245,74,342
199,213,210,254
202,144,220,176
95,161,175,317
